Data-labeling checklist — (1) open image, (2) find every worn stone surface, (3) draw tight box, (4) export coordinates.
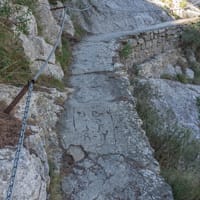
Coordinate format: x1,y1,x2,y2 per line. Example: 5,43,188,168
58,38,173,199
62,154,172,200
58,2,174,195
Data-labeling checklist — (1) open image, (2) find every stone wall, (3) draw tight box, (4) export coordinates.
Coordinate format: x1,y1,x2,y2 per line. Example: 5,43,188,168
120,25,184,67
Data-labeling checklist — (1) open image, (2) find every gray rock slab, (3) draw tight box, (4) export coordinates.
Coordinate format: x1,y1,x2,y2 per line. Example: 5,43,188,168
71,0,171,34
71,40,117,74
58,0,174,198
58,38,173,199
62,154,172,200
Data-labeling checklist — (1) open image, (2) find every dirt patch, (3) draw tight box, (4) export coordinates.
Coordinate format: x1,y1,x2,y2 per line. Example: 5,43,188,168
0,101,31,148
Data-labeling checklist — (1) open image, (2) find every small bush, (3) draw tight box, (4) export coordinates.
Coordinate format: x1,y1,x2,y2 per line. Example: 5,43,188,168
160,74,174,80
0,23,31,85
179,0,187,9
119,43,132,59
190,62,200,85
161,0,173,6
163,170,200,200
181,21,200,50
176,74,188,83
12,0,37,11
74,22,86,41
0,0,37,34
196,97,200,120
55,36,72,74
48,160,63,200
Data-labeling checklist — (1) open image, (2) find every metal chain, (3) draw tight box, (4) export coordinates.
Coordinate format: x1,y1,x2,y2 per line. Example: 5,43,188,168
6,81,33,200
6,7,67,200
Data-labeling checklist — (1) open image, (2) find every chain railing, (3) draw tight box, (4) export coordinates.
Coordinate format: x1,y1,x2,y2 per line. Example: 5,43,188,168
5,6,67,200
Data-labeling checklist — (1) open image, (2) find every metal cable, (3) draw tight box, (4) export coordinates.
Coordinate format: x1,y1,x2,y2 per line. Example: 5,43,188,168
6,7,67,200
33,7,66,81
6,81,33,200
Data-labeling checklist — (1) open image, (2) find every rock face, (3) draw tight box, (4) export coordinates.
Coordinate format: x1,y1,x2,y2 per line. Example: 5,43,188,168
16,0,77,80
0,0,74,199
134,79,200,139
134,49,185,78
35,0,60,45
51,1,75,37
71,0,171,34
0,148,47,200
0,84,70,199
20,34,64,80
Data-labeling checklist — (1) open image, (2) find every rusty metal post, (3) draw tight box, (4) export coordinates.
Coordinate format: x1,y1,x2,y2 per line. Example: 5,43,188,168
4,81,34,114
50,6,66,11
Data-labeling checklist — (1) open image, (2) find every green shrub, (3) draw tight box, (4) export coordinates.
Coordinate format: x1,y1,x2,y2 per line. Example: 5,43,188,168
48,160,63,200
196,97,200,120
176,74,188,83
55,36,72,74
161,0,173,6
0,23,31,85
119,43,132,58
74,22,86,41
179,0,187,9
181,21,200,50
190,62,200,85
12,0,37,11
0,0,37,34
160,74,174,80
163,170,200,200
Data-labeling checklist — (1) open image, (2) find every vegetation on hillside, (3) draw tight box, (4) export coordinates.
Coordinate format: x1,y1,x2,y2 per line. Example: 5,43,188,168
182,21,200,50
0,0,75,89
0,0,35,85
135,83,200,200
0,0,37,33
181,21,200,84
119,42,132,59
0,23,31,85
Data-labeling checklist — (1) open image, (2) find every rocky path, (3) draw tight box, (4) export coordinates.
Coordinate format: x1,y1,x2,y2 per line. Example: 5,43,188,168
55,0,188,198
58,30,174,200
